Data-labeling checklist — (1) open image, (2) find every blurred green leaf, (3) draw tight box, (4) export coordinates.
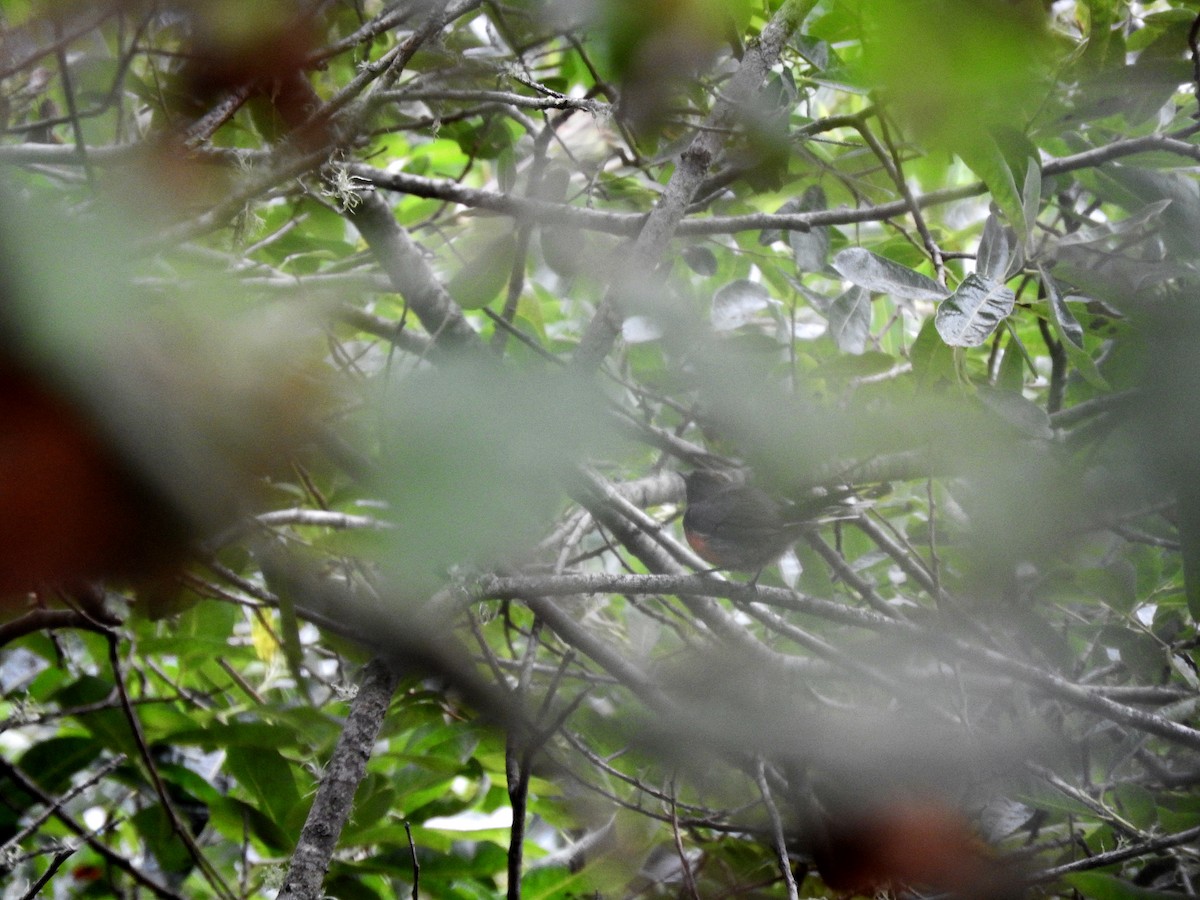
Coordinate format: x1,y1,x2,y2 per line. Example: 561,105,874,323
448,232,518,309
1065,872,1184,899
826,286,870,354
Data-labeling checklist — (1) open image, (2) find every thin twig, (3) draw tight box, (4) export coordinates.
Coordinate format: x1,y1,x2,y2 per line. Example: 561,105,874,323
506,618,543,900
668,778,701,900
755,759,799,900
1190,13,1200,120
107,638,236,900
404,821,420,900
856,112,945,282
0,757,182,898
18,848,75,900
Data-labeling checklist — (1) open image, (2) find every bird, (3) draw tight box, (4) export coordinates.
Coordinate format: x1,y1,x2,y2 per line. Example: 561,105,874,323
681,469,856,583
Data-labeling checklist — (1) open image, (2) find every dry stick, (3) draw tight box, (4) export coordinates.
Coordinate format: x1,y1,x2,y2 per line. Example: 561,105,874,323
801,532,898,618
0,754,126,855
0,4,117,80
346,191,482,352
573,477,822,678
493,123,557,354
569,0,819,372
183,83,255,148
106,638,237,900
404,821,420,900
277,658,400,900
8,129,1196,237
852,511,985,633
7,127,1190,240
52,18,95,190
856,112,946,283
668,779,701,900
853,513,939,599
0,607,118,648
563,731,733,817
755,759,800,900
478,573,1200,754
1027,763,1148,841
741,603,950,718
506,619,544,900
1189,13,1200,121
341,128,1200,239
0,756,183,899
18,848,76,900
144,142,336,250
155,1,480,254
518,593,670,708
297,0,453,130
306,5,417,66
1032,822,1200,883
377,88,607,113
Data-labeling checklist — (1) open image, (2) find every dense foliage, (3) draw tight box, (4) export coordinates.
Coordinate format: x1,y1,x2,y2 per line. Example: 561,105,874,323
3,0,1200,897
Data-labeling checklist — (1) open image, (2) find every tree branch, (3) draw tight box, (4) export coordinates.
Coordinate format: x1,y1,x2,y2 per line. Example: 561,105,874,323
277,658,400,900
344,190,483,353
570,0,819,371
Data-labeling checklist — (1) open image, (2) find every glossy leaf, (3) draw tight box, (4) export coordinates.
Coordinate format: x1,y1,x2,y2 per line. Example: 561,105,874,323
832,248,947,301
1040,265,1109,388
934,274,1015,347
976,212,1015,283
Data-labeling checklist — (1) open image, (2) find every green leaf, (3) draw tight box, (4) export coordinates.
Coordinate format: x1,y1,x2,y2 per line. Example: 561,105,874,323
540,227,592,278
1176,483,1200,623
1039,266,1109,389
447,232,518,309
165,722,301,749
1022,155,1042,246
54,677,142,759
978,386,1052,440
224,745,302,835
1110,783,1158,830
826,286,870,354
1052,199,1172,255
996,333,1026,392
17,736,101,795
711,279,773,331
132,804,194,875
787,185,831,272
1045,283,1084,350
976,212,1019,282
521,864,597,900
831,247,946,301
1065,872,1185,899
208,795,294,853
260,562,306,690
682,244,717,276
935,274,1015,347
911,315,957,386
958,129,1040,242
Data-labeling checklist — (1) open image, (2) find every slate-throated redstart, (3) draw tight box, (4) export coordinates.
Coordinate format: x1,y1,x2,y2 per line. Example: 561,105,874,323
682,469,852,580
